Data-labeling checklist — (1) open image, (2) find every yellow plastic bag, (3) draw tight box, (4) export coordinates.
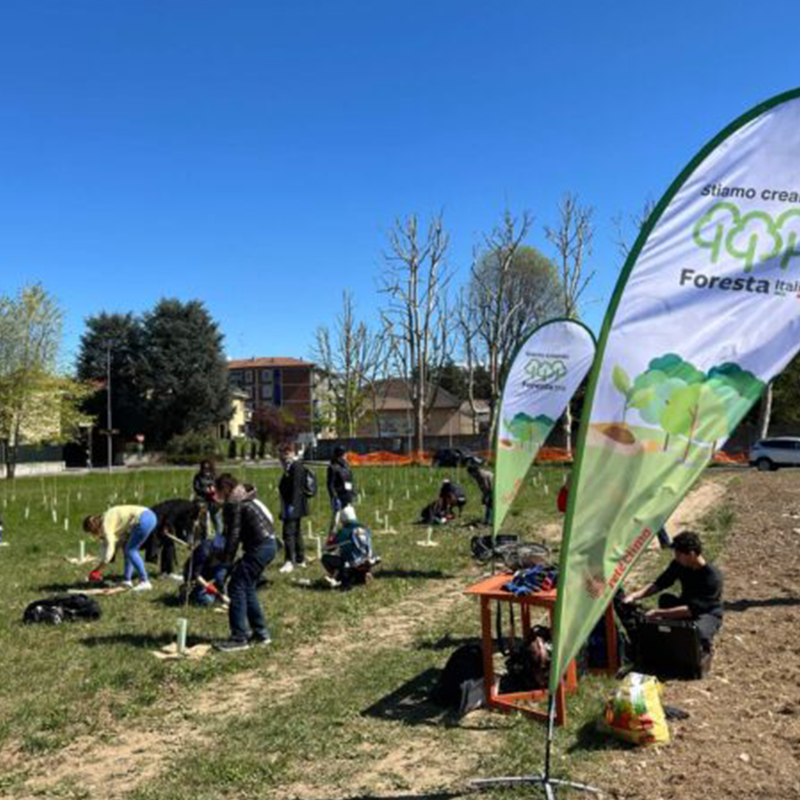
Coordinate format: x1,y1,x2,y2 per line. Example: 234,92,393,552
597,672,670,745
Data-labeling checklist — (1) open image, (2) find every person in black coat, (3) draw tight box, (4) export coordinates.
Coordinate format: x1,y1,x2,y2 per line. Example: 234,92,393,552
213,474,277,652
278,442,309,573
326,445,355,534
146,498,203,578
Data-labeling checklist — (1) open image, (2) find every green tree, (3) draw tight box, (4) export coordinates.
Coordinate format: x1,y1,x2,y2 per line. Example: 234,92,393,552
76,312,146,443
0,285,93,478
139,299,232,445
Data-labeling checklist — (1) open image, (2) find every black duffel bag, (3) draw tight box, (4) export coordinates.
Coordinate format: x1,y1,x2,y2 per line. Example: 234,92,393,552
23,594,102,625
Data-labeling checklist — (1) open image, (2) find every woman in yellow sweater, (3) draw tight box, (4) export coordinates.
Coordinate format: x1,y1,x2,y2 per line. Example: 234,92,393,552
82,505,158,591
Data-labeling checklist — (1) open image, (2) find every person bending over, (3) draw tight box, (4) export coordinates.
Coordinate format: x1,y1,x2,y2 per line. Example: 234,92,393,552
439,479,467,517
83,505,158,591
213,474,278,652
322,507,377,590
467,460,493,525
147,498,203,579
622,530,723,653
327,445,355,535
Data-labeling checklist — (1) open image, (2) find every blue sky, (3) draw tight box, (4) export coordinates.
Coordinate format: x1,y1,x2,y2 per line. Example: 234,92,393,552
0,0,797,368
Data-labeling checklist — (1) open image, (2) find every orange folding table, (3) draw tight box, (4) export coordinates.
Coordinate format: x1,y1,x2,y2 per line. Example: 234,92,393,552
465,572,618,727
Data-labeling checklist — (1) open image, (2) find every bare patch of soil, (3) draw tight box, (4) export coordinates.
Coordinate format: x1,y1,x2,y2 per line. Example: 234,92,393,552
582,471,800,800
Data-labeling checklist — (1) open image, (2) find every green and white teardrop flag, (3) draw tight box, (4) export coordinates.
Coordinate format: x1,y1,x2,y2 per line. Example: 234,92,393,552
493,319,595,534
550,87,800,692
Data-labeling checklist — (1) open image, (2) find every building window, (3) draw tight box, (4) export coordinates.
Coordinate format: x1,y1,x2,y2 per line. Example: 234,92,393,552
260,384,273,401
244,370,254,384
229,371,244,387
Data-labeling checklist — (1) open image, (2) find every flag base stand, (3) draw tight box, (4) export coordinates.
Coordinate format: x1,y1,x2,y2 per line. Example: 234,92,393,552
469,697,603,799
470,773,601,800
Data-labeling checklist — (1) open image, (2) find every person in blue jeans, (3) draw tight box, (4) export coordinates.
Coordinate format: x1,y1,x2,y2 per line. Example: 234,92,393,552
82,506,158,591
213,474,277,652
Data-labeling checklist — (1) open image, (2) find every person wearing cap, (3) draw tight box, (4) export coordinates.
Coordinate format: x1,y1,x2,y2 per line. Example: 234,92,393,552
326,445,356,534
82,505,158,591
622,530,723,652
321,506,377,590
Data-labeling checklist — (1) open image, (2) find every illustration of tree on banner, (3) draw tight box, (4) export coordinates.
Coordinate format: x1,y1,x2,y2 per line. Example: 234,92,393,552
550,88,800,702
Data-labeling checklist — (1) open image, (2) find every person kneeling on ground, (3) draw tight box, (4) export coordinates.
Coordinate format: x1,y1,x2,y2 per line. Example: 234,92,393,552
213,474,278,652
439,479,467,517
621,530,723,657
321,506,378,590
83,505,158,591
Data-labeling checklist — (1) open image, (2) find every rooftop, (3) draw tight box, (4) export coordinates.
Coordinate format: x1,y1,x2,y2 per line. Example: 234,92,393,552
228,357,315,370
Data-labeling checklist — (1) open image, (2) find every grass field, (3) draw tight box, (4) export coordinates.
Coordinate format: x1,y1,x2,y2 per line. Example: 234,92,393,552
0,461,683,799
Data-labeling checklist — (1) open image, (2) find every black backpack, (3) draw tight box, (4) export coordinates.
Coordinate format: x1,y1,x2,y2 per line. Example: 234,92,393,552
23,594,102,625
303,466,318,498
429,643,485,708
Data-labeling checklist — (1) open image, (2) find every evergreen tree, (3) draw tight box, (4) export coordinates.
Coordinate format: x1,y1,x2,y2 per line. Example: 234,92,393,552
76,312,146,442
139,299,232,445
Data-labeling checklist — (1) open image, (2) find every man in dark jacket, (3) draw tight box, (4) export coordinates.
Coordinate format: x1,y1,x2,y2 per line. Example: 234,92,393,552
326,446,355,534
213,474,277,652
278,442,309,573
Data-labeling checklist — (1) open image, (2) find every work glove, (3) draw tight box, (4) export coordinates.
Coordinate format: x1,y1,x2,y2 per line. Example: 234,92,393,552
211,533,226,552
88,570,104,583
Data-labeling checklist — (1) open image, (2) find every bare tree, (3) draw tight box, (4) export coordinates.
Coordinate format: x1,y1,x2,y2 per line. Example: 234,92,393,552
612,197,656,262
464,209,562,436
545,193,596,454
311,291,388,438
380,213,453,454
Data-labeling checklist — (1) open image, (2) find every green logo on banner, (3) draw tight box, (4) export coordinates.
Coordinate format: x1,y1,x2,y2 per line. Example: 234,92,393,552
693,202,800,271
524,357,567,385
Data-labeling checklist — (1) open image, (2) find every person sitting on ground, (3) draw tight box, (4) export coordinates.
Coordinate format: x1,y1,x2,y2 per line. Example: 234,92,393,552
326,445,355,535
83,505,158,591
622,530,723,655
213,473,278,652
278,442,310,573
321,506,377,590
467,460,493,525
439,479,467,517
420,496,453,525
147,498,204,580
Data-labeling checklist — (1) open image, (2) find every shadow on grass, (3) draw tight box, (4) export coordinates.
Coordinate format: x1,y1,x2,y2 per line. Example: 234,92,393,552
723,596,800,612
285,794,464,800
362,667,456,728
417,633,482,651
80,631,215,649
377,569,455,580
567,720,637,755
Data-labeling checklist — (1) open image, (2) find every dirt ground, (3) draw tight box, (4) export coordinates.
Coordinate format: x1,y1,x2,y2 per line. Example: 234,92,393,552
584,470,800,800
8,471,800,800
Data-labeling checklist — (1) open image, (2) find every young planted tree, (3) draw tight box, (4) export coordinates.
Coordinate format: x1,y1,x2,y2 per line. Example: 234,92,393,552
380,213,453,454
545,193,596,454
312,291,388,437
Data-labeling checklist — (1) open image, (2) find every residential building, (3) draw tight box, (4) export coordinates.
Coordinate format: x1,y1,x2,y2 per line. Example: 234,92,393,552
357,378,482,438
226,357,316,436
217,387,251,439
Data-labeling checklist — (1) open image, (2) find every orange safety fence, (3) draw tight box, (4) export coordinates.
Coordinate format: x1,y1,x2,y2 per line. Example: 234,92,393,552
344,446,748,467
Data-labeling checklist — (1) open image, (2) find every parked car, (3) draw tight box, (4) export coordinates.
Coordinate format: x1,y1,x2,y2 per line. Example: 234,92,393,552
431,448,485,468
748,437,800,471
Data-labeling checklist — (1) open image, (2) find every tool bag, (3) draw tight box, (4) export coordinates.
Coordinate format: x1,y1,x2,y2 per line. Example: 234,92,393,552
23,594,102,625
